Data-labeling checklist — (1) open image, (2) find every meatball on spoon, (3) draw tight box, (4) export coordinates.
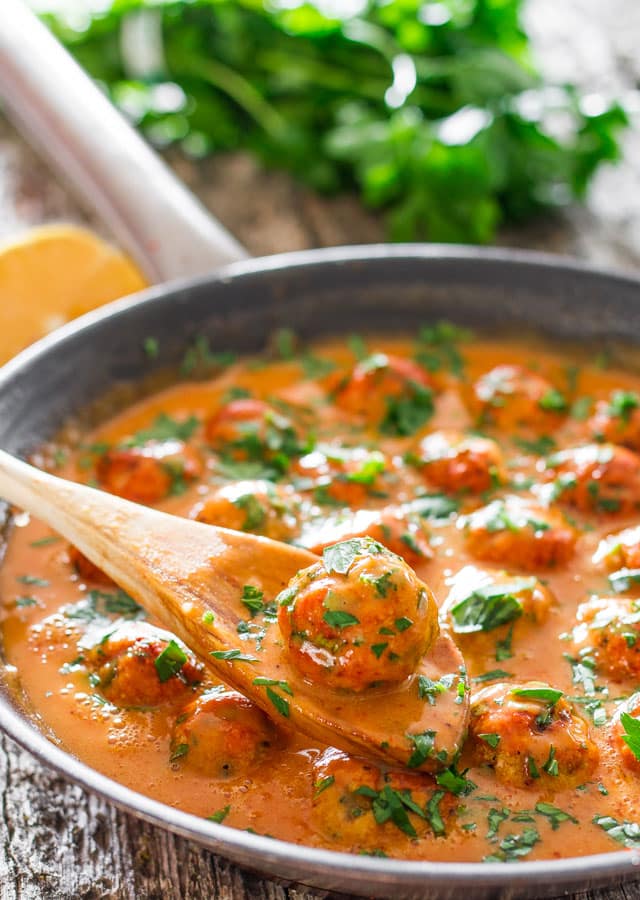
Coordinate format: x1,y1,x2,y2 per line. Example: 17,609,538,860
0,449,468,771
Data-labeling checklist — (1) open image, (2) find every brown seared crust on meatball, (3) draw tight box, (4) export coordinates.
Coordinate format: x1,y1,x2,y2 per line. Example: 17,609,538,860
542,443,640,515
609,693,640,774
170,688,276,777
334,353,434,433
277,537,439,692
416,430,504,494
588,391,640,451
96,440,201,503
67,544,114,585
459,496,576,570
572,597,640,682
471,365,566,433
82,623,203,708
191,479,302,542
311,748,457,846
469,681,598,789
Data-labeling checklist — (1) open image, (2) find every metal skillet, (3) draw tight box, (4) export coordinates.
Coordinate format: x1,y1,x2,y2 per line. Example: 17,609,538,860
1,2,640,897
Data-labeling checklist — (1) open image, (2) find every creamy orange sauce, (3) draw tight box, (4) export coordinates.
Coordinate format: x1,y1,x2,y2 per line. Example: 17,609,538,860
3,332,640,863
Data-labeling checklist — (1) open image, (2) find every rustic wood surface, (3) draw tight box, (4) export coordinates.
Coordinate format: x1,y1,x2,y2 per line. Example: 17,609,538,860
2,1,640,897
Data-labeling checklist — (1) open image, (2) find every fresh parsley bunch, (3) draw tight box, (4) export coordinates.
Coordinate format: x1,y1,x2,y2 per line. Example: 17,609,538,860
41,0,627,243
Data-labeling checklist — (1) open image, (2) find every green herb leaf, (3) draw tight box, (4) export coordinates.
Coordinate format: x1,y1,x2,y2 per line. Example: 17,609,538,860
210,649,258,663
155,640,188,683
322,609,360,629
511,686,563,705
620,712,640,761
207,805,231,824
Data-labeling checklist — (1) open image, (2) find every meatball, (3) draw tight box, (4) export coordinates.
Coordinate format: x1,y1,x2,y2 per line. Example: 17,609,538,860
589,391,640,450
415,430,504,494
277,537,439,691
334,353,434,435
294,445,391,508
191,479,302,542
311,748,456,845
593,525,640,572
459,496,577,570
572,597,640,681
469,681,598,789
542,444,640,515
67,544,113,585
82,623,203,707
204,397,304,468
96,439,201,503
305,507,433,569
442,565,554,633
610,693,640,773
472,365,566,433
171,688,275,777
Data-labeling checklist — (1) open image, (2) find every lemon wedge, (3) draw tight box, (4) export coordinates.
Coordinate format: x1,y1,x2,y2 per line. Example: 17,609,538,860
0,223,147,364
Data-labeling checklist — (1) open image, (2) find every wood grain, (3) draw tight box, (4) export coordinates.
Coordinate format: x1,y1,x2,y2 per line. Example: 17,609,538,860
1,0,640,896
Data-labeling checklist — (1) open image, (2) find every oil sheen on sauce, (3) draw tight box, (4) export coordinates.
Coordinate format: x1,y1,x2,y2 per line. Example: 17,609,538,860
2,332,640,864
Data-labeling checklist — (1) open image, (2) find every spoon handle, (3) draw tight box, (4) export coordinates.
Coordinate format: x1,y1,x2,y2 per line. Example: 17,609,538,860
0,448,186,608
0,1,249,283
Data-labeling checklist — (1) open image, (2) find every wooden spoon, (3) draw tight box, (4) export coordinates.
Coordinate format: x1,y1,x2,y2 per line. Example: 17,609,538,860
0,449,469,772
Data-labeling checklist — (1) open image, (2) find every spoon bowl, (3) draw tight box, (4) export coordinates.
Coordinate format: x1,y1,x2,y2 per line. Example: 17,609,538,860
0,447,469,770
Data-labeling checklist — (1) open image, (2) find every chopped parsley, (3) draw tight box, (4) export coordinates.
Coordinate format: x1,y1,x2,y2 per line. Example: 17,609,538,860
29,536,62,548
471,669,513,684
180,336,235,376
406,730,436,768
210,649,258,663
418,673,455,703
15,596,37,608
17,575,49,587
620,711,640,761
513,435,556,455
608,390,640,422
154,640,187,683
534,802,578,830
241,585,266,617
233,493,267,531
380,381,434,437
371,643,388,659
253,677,293,717
207,805,231,824
538,388,568,412
425,790,448,837
143,336,159,359
483,826,540,862
323,537,384,575
169,743,189,762
354,784,424,838
511,686,563,705
449,579,535,634
124,413,199,447
593,815,640,848
314,775,335,796
478,733,501,749
323,609,360,629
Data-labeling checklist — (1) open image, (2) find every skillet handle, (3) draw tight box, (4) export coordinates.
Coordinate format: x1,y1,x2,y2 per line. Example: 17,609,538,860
0,0,249,283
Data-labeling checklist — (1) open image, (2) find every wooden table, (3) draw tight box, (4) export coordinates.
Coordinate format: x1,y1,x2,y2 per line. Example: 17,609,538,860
2,1,640,897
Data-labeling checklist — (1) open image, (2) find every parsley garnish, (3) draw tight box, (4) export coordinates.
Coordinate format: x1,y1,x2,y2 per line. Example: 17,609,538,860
406,730,436,768
449,579,534,633
323,537,384,575
620,712,640,761
380,381,434,436
594,815,640,848
534,802,578,830
323,609,360,629
471,669,513,684
483,826,540,862
154,640,188,683
241,584,266,617
210,649,258,663
207,805,231,824
511,686,563,705
17,575,49,587
233,493,267,531
314,775,335,796
124,413,199,447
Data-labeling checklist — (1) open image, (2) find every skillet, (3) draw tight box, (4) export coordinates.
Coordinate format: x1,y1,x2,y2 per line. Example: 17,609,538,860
1,3,640,897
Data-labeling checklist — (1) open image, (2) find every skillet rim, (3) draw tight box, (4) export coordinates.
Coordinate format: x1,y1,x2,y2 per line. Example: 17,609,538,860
1,242,639,897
